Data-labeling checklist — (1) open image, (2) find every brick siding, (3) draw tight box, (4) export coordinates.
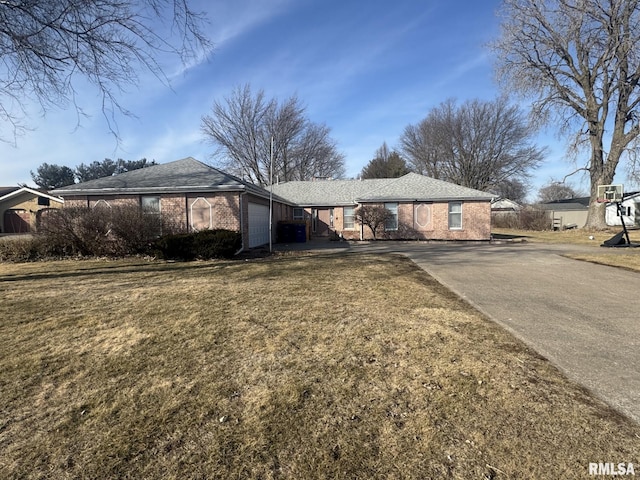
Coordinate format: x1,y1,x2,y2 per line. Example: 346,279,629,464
332,201,491,241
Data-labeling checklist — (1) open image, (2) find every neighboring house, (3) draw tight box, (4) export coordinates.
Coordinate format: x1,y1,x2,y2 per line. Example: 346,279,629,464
491,197,521,224
0,186,63,234
271,173,495,241
539,197,590,229
491,198,521,213
50,157,294,249
605,191,640,228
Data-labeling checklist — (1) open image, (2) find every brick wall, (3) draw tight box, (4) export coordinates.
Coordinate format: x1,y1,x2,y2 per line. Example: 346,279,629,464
186,193,240,231
334,201,491,241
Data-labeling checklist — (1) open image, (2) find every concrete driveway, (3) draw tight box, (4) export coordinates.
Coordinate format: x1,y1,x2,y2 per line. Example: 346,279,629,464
392,242,640,424
280,239,640,423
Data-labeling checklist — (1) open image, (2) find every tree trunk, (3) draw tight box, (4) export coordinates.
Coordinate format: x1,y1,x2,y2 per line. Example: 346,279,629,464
585,161,616,230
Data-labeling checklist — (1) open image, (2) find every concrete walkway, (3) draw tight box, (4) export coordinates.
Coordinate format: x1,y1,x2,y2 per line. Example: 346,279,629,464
277,239,640,423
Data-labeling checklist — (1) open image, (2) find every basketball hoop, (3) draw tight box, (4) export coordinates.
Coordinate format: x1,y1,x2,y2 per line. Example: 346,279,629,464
596,184,623,203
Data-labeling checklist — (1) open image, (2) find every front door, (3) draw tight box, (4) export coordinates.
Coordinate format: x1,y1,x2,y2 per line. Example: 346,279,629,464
311,208,331,237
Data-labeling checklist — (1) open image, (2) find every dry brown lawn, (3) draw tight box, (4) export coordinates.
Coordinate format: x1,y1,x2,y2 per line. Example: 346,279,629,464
492,227,640,245
1,254,639,479
493,227,640,272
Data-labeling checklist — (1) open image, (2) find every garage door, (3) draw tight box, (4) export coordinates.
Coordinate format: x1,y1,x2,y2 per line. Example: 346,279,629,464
248,203,270,248
4,209,31,233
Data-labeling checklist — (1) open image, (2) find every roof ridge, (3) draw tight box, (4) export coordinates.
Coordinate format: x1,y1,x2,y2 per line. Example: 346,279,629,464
355,173,412,199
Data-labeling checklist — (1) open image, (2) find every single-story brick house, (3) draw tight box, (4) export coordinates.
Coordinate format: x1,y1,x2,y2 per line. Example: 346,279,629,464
50,157,495,247
270,173,494,241
0,186,64,234
51,157,295,249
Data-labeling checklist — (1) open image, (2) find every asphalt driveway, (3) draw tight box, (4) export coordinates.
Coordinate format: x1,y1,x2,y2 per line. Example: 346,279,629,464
280,239,640,423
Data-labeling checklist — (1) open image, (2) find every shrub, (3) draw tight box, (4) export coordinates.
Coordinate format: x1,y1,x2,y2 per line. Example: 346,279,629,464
492,207,551,231
152,233,196,261
109,205,165,254
519,207,551,230
193,229,242,259
153,229,241,261
32,205,187,259
37,207,113,256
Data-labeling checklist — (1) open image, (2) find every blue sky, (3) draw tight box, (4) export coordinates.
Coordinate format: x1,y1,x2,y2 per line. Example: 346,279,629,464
1,0,596,197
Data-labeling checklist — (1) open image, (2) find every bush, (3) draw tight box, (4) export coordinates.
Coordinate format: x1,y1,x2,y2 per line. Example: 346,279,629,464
152,233,196,261
37,207,113,256
153,229,242,261
193,229,242,259
0,208,241,262
33,205,189,258
492,207,551,231
109,205,165,254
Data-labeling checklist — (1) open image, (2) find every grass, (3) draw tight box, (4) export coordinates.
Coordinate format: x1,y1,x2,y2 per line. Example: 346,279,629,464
1,254,639,479
492,227,640,245
493,227,640,273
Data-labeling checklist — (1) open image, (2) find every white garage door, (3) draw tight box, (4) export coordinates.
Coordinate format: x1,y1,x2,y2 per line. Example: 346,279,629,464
248,202,270,248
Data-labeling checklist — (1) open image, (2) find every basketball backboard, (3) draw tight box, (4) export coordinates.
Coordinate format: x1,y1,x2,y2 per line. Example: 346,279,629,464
596,184,624,203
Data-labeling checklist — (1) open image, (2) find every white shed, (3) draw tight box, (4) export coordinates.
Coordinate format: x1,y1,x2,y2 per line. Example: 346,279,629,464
606,192,640,228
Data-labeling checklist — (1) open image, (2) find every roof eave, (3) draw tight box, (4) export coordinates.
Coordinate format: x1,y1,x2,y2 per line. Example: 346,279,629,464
53,185,248,196
357,196,494,203
1,187,64,204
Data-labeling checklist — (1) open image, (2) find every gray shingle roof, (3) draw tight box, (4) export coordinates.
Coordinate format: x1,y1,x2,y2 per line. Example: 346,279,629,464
50,157,287,202
50,159,494,207
270,173,494,206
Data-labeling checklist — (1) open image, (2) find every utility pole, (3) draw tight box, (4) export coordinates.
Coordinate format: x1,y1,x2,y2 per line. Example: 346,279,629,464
269,136,274,253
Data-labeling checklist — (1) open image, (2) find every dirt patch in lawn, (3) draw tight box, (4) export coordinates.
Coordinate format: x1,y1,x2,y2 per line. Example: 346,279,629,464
1,254,638,479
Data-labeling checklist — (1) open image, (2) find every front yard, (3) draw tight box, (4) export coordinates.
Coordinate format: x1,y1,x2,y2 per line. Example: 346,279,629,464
493,227,640,272
1,254,638,479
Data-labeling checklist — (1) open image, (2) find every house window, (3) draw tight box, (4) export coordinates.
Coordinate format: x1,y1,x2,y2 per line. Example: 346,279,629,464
329,208,334,228
311,208,318,233
37,196,50,206
384,202,398,230
343,206,355,229
141,196,161,213
617,206,632,216
449,202,462,230
190,197,212,231
293,207,304,220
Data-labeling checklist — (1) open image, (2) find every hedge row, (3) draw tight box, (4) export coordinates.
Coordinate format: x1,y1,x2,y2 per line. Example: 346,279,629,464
153,229,242,260
0,206,242,262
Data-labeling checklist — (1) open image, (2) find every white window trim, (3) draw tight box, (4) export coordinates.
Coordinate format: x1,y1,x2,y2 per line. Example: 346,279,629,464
384,202,399,231
141,195,161,214
448,202,463,230
293,207,304,220
93,199,111,209
343,206,356,230
190,197,213,231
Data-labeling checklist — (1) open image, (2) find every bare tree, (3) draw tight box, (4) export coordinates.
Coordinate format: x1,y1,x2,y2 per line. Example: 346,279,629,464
493,0,640,229
400,97,545,192
201,84,345,186
538,182,579,203
0,0,209,142
354,205,393,240
360,142,411,179
491,178,529,204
